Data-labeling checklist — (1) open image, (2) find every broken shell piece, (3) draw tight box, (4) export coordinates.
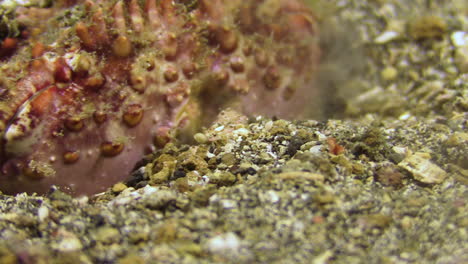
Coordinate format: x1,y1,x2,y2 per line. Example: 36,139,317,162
451,31,468,73
374,31,399,44
398,152,447,184
451,31,467,47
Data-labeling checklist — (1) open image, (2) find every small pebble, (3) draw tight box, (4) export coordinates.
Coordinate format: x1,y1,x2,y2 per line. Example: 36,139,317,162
112,182,127,193
381,66,398,81
206,232,241,254
193,133,208,144
37,205,49,222
95,227,121,245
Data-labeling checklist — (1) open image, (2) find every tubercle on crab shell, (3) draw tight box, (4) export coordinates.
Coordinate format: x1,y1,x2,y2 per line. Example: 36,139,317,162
0,0,321,196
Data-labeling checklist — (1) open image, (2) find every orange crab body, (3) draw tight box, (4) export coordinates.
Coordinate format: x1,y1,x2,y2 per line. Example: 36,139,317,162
0,0,320,195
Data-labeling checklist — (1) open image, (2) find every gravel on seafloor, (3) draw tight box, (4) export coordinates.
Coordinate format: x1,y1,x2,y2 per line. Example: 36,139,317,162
1,0,467,263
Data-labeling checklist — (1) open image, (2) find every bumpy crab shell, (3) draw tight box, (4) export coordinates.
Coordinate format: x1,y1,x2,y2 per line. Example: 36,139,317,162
0,0,320,196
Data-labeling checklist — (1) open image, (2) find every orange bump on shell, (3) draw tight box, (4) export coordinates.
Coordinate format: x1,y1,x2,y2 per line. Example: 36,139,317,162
75,22,94,49
112,1,126,33
218,27,238,53
22,167,45,181
229,79,250,94
144,0,160,29
163,34,178,61
84,74,105,90
145,60,155,71
130,74,146,92
101,141,124,157
112,35,132,57
63,151,80,164
153,127,171,148
74,56,91,76
263,66,281,90
123,104,144,127
64,117,84,132
230,56,245,73
276,48,293,66
282,85,296,101
30,86,56,116
182,62,198,79
164,67,179,83
161,0,175,18
93,111,107,124
1,38,18,51
165,83,189,106
213,69,229,86
242,43,253,56
255,50,269,67
90,8,110,46
287,13,315,34
31,59,44,70
129,0,144,32
32,42,45,58
54,58,72,83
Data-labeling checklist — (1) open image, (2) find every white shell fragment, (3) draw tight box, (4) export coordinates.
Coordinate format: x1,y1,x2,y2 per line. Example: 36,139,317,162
451,31,467,47
451,31,468,73
375,31,399,44
398,153,447,184
206,232,241,254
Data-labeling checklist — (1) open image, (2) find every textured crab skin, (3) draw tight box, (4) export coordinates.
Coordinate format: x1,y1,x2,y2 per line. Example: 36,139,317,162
0,0,320,196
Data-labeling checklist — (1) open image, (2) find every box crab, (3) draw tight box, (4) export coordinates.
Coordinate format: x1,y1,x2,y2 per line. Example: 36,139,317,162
0,0,320,196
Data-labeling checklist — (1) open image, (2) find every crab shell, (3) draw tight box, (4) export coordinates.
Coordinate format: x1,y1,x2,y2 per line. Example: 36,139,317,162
0,0,320,196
